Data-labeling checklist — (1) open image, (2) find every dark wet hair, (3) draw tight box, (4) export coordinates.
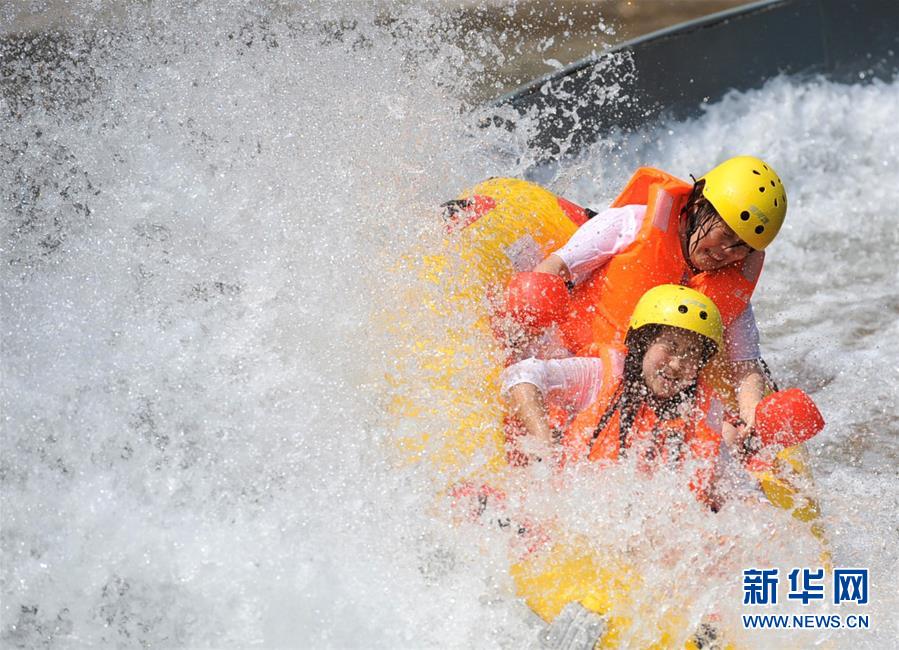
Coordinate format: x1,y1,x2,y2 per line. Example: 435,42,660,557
589,324,716,460
681,179,724,266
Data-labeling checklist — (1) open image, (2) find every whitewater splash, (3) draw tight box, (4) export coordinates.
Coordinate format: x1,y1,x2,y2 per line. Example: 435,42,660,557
2,1,897,647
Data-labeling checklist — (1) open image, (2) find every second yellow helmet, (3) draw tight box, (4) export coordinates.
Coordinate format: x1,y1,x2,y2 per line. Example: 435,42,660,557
699,155,787,250
628,284,724,350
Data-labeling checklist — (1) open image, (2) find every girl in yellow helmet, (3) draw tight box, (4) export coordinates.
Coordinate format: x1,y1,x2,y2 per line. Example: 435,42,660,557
503,285,731,481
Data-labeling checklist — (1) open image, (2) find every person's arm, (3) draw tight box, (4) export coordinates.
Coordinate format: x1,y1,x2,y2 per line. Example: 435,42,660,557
533,254,571,282
500,357,605,458
533,205,646,285
506,383,555,452
732,360,769,429
722,304,771,441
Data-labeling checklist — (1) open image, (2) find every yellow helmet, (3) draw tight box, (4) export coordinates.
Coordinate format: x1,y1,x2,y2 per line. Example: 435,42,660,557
699,155,787,250
628,284,723,350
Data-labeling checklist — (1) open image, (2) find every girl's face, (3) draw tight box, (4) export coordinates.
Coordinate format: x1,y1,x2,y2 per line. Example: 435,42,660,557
688,215,752,271
641,328,708,399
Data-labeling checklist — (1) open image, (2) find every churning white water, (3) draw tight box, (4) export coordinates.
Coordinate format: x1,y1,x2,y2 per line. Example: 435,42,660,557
2,2,897,648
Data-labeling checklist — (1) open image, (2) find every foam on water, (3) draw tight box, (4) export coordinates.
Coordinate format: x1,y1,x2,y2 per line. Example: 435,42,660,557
2,2,897,647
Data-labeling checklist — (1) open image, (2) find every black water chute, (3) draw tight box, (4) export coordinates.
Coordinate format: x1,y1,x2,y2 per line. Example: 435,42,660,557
494,0,899,161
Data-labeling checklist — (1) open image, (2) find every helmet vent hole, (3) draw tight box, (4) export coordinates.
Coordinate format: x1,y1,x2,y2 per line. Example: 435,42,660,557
763,164,769,170
740,210,750,221
752,170,761,175
770,180,776,187
755,225,765,234
758,186,765,193
678,305,689,314
782,194,786,203
774,198,778,207
699,311,708,320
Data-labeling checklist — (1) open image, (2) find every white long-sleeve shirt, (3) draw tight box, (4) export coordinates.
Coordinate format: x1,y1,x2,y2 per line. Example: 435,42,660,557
554,204,761,362
499,355,766,500
500,356,607,412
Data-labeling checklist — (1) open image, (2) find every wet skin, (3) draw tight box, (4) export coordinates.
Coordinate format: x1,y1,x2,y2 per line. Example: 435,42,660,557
641,328,708,399
687,216,753,271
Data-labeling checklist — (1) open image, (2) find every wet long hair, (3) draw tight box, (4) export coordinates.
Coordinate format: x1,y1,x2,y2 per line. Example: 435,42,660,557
681,179,723,269
590,324,718,459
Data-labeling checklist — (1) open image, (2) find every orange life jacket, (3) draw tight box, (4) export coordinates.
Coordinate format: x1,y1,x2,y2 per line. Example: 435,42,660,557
559,168,765,355
563,344,723,501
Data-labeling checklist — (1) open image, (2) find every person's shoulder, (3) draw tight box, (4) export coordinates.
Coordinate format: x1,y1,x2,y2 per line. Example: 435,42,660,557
585,203,647,228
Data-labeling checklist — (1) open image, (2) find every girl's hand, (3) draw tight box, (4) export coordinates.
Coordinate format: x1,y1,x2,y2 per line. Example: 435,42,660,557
514,433,563,466
722,414,759,459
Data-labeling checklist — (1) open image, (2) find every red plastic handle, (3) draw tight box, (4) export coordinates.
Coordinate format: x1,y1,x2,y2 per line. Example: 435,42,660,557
505,272,571,331
754,388,825,448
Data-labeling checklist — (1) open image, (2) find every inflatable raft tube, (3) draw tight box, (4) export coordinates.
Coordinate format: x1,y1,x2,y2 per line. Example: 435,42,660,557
390,177,829,647
388,178,587,476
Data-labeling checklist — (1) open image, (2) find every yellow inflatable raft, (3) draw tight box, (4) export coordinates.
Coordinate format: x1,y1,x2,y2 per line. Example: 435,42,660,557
386,177,829,648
